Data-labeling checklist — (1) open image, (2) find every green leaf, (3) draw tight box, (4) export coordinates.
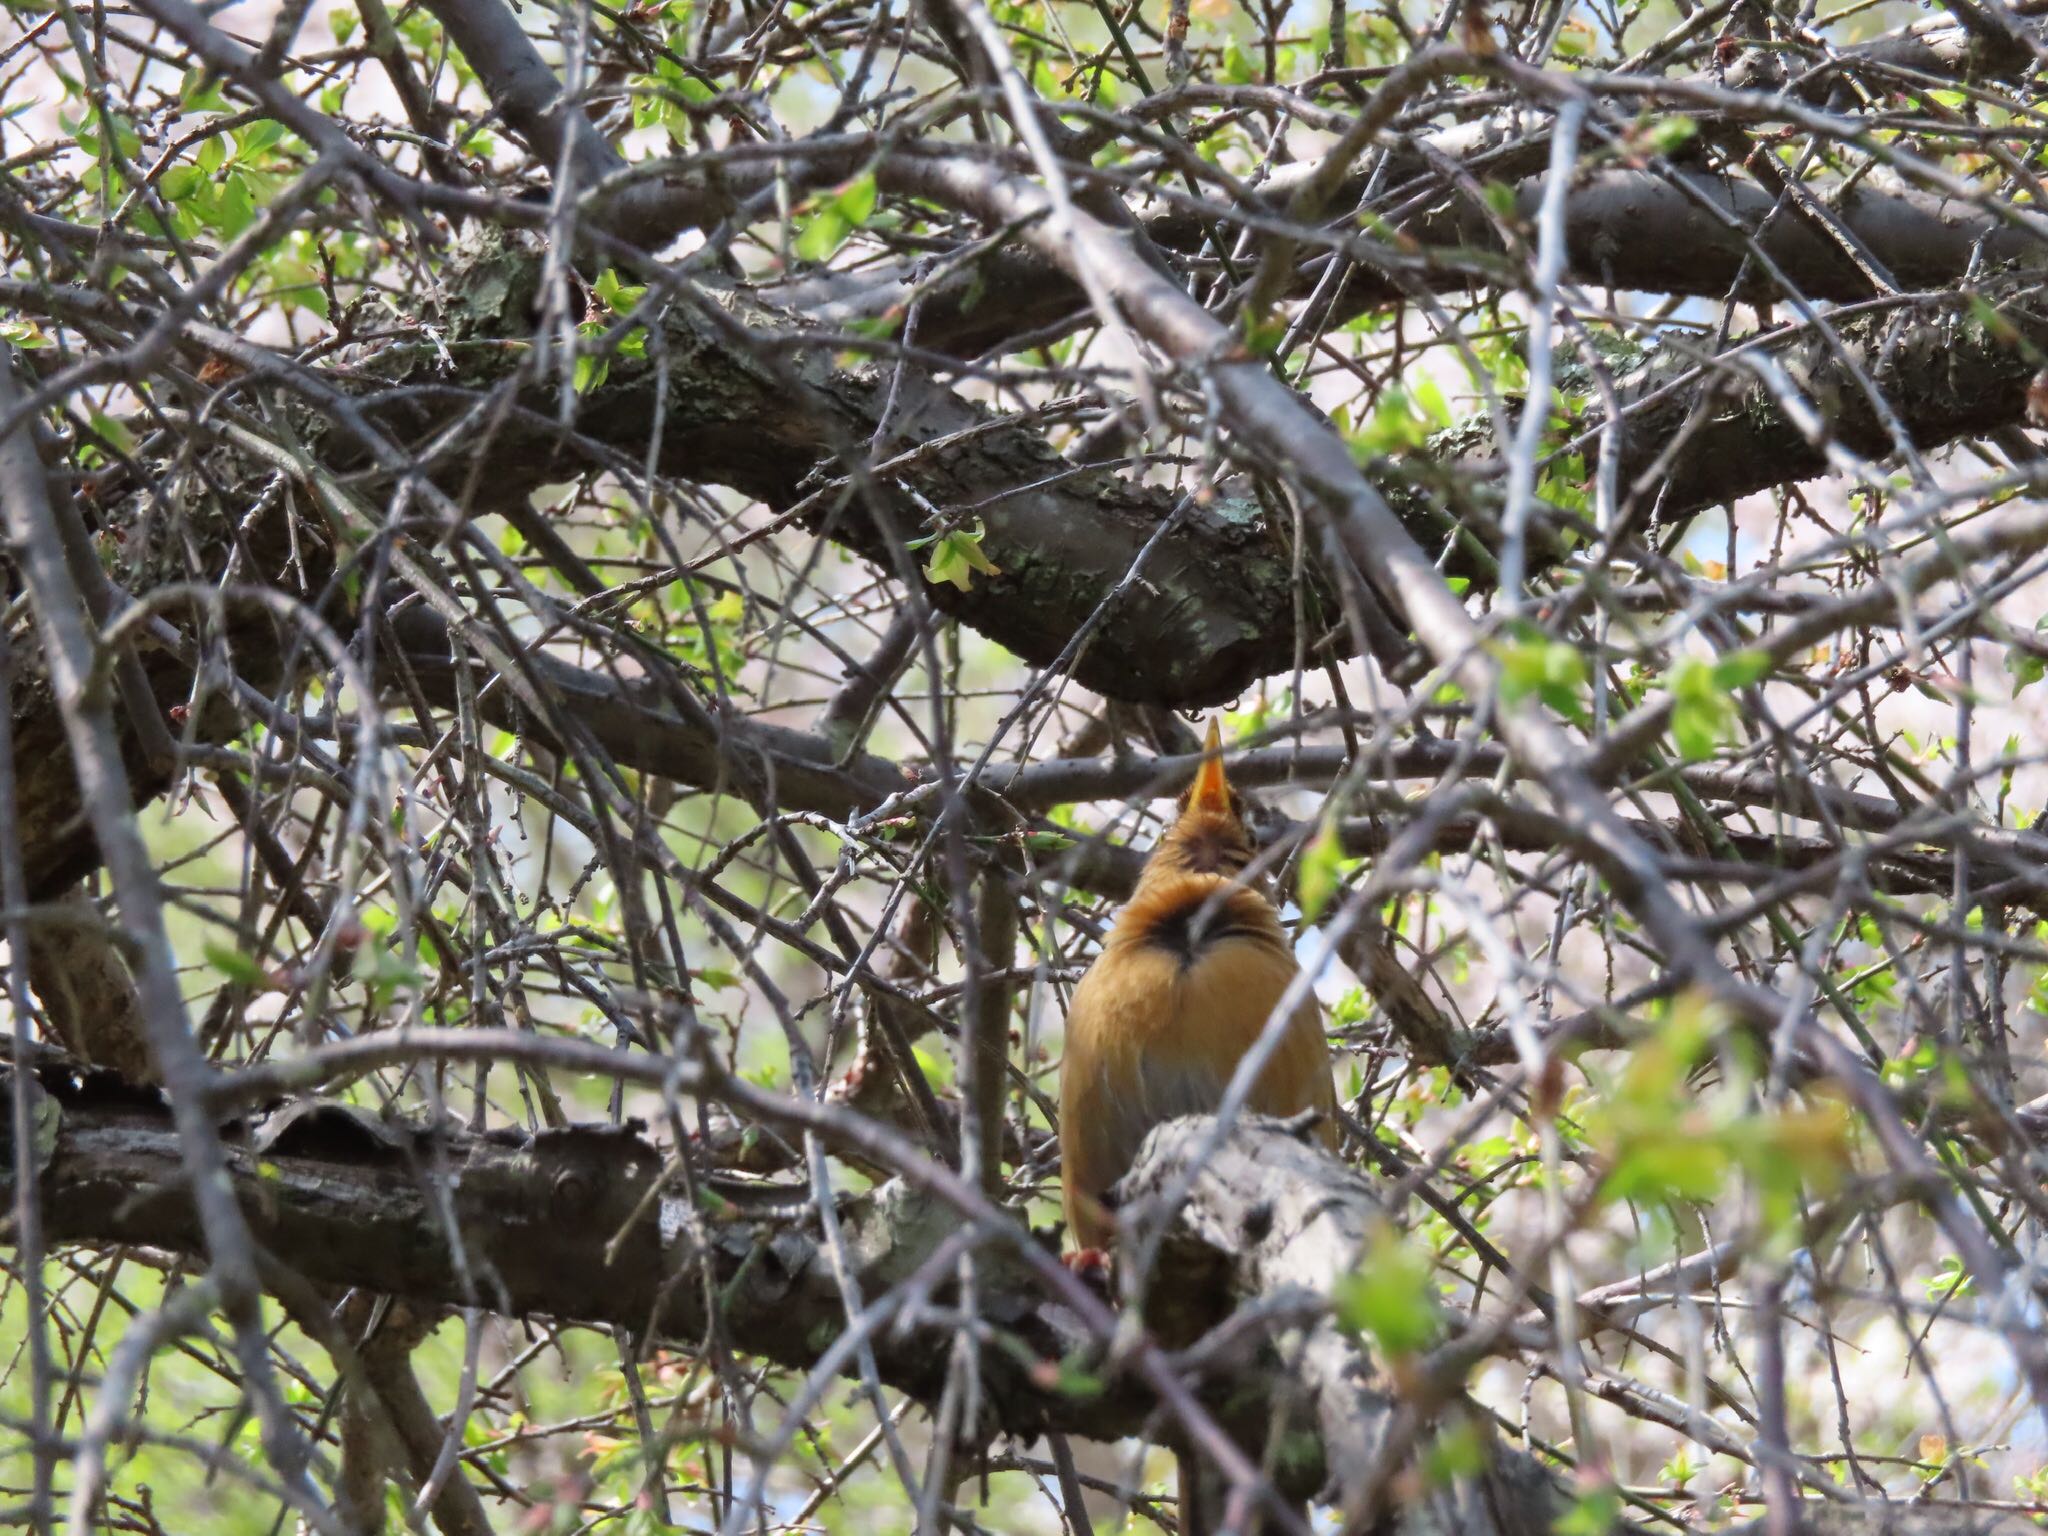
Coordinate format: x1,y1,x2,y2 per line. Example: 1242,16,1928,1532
360,944,424,1007
214,172,255,235
2007,637,2047,693
1332,1225,1441,1358
236,119,285,160
1602,1130,1729,1204
1552,18,1592,56
159,164,202,203
1220,34,1256,83
835,170,877,226
794,208,850,263
1642,115,1696,156
204,940,271,989
1296,817,1345,924
594,268,648,311
1345,386,1432,458
180,70,233,114
1408,371,1452,428
573,320,609,394
1925,1253,1973,1302
1242,306,1288,357
1670,695,1721,761
1553,1481,1621,1536
1712,647,1771,690
792,173,878,264
87,408,135,457
1422,1420,1487,1485
1048,1356,1105,1399
1665,655,1735,760
920,523,1002,591
1496,626,1588,721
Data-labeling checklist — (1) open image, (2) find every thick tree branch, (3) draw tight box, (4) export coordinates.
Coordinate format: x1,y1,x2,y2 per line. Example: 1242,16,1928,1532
1609,285,2048,518
9,1059,2032,1536
348,245,1345,707
800,166,2048,359
382,0,2048,706
0,1055,1328,1491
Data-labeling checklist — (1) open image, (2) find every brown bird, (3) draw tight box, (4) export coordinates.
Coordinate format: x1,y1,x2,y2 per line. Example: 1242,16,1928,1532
1057,720,1337,1534
1059,718,1339,1252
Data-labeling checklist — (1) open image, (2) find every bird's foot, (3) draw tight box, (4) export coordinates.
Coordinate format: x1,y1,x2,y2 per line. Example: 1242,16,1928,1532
1061,1247,1115,1297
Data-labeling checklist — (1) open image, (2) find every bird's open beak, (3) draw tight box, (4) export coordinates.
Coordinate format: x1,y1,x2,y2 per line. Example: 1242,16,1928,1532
1188,718,1231,813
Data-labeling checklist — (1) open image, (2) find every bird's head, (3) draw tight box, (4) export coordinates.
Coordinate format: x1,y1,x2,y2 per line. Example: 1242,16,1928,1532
1150,719,1256,879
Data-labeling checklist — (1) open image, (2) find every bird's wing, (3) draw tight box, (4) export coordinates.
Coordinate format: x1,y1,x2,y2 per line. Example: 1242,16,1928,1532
1268,990,1340,1152
1059,946,1212,1247
1062,938,1338,1241
1063,1050,1235,1249
1191,956,1335,1133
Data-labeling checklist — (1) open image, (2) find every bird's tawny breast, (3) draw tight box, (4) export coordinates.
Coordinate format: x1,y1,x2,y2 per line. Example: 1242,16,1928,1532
1059,873,1336,1249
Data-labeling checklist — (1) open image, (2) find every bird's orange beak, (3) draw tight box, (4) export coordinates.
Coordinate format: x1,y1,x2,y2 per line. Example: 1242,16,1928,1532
1188,718,1230,814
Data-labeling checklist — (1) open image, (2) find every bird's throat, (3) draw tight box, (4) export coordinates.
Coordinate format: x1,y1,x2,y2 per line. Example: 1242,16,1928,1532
1125,880,1284,970
1157,824,1252,877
